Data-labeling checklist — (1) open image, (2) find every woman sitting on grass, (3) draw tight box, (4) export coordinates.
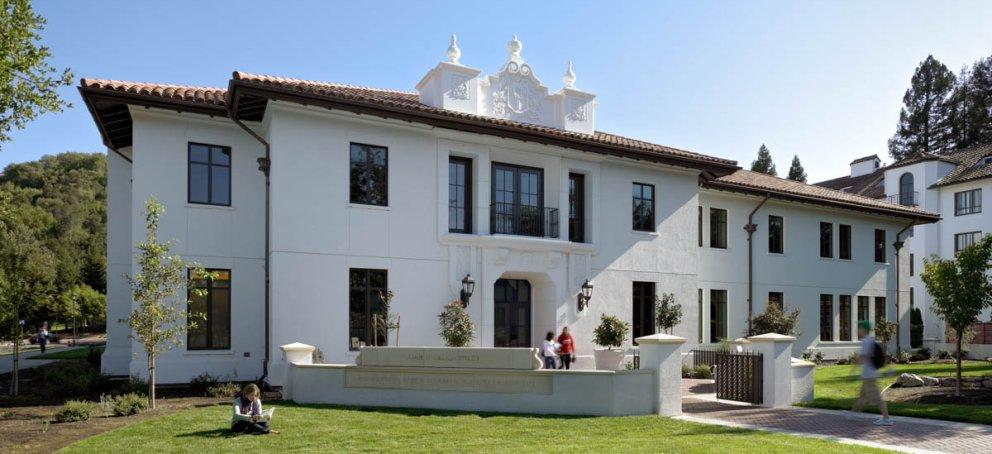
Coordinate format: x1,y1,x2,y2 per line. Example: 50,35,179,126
231,383,276,435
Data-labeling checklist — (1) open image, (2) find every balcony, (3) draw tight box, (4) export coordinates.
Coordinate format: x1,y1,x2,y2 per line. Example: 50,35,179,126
490,202,559,238
887,191,918,207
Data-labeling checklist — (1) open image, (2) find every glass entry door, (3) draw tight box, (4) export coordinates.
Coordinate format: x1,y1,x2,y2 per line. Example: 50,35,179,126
494,279,532,347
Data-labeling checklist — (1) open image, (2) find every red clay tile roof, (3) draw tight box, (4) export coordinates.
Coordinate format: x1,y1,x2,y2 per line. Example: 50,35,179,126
849,154,880,165
814,167,887,199
80,78,227,107
707,170,938,221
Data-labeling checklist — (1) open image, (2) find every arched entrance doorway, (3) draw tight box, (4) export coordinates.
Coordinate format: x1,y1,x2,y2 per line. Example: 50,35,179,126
494,278,532,347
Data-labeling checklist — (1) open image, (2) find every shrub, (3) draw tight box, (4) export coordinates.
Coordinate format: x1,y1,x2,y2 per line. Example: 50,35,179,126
55,400,94,423
189,372,219,396
693,364,712,379
681,363,692,378
86,346,102,368
438,301,475,347
937,350,952,360
593,314,629,349
910,347,932,362
896,351,911,364
813,351,824,365
910,307,924,348
207,382,240,398
42,362,109,397
114,377,148,396
747,303,801,337
654,293,682,334
112,393,147,416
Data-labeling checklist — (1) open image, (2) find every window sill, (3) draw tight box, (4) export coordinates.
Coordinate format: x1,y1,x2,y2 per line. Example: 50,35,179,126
440,232,597,254
186,203,235,211
184,349,234,356
631,230,658,236
766,252,786,257
348,203,390,211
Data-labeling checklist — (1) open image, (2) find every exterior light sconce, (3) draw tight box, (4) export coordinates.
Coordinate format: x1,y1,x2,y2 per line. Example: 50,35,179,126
460,274,475,307
577,280,593,312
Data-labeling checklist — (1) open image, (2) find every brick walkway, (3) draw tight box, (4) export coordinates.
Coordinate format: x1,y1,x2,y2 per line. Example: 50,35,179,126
680,379,992,453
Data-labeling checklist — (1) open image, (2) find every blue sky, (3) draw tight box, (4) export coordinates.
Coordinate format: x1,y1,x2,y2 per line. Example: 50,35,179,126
3,0,992,182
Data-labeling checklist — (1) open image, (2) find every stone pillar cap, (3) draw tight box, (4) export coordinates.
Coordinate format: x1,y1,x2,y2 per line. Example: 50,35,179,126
634,333,686,345
747,333,796,342
280,342,316,352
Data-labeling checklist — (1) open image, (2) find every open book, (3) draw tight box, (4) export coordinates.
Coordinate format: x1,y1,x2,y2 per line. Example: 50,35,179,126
256,407,274,422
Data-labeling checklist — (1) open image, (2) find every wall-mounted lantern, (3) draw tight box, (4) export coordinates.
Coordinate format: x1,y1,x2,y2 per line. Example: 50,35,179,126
460,274,476,307
577,280,593,311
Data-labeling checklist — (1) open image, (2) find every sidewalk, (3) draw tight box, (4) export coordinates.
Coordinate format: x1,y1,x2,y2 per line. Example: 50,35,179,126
0,344,68,375
680,379,992,454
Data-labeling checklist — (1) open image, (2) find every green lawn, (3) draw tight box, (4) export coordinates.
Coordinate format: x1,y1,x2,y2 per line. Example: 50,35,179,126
63,402,887,453
805,361,992,424
28,345,104,360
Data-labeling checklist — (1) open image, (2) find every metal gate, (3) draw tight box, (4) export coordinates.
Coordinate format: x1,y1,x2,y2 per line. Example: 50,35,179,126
691,349,763,405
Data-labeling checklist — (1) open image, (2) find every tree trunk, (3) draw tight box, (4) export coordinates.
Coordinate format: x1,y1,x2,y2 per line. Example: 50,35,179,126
955,333,963,397
72,316,78,347
148,352,156,409
10,308,21,396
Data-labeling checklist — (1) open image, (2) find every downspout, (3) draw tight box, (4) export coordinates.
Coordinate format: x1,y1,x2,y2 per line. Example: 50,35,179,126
233,119,271,385
743,194,771,335
892,221,915,356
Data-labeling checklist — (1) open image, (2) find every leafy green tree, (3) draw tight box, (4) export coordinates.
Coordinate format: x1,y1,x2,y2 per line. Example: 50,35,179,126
910,306,924,348
786,155,807,182
0,203,56,396
57,284,105,345
920,235,992,396
0,0,73,148
123,198,209,408
653,292,682,334
438,301,474,347
888,56,957,160
746,302,800,337
750,144,777,176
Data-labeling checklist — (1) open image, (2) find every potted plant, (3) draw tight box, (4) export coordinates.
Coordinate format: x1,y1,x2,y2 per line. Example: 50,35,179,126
593,314,629,370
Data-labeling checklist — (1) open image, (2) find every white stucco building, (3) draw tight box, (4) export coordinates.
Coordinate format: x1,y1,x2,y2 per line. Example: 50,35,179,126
83,36,937,384
819,148,992,357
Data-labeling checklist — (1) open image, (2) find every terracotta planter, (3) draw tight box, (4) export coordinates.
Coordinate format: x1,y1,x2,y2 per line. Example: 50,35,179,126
594,348,625,370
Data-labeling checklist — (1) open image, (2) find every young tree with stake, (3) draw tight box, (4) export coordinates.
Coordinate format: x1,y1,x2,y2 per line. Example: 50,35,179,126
123,198,211,408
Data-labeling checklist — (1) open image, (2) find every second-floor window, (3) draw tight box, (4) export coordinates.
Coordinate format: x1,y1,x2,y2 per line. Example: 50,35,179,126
898,172,915,206
350,143,388,206
819,222,833,258
955,231,982,253
710,208,727,249
954,189,981,216
839,224,852,260
188,143,231,206
632,182,655,232
874,229,886,263
768,215,783,254
569,173,585,242
492,163,546,237
448,157,472,233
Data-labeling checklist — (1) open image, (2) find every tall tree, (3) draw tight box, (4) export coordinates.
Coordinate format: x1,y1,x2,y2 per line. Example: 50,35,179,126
920,235,992,396
786,155,807,182
888,56,957,160
124,198,209,408
964,56,992,147
0,0,73,148
750,144,777,176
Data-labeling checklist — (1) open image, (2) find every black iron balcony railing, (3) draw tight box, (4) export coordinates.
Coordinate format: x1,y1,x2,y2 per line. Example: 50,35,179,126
490,202,559,238
887,191,918,206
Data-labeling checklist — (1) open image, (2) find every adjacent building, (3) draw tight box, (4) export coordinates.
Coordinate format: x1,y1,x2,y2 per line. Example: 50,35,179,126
83,36,937,384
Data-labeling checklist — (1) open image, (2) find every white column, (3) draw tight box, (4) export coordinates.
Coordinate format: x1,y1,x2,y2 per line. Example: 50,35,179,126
635,333,686,416
747,333,795,408
280,342,315,401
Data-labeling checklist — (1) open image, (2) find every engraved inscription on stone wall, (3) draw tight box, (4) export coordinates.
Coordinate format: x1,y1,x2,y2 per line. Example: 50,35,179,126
344,369,552,395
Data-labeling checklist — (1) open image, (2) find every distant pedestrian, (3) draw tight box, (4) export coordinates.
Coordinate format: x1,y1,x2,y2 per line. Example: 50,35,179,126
37,325,48,354
852,320,892,426
540,331,558,369
557,326,575,370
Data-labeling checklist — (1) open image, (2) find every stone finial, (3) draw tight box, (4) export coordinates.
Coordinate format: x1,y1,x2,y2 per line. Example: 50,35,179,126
507,34,523,62
446,34,461,64
563,60,576,88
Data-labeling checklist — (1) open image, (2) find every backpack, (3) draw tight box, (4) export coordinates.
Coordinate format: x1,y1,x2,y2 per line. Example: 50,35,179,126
871,341,885,369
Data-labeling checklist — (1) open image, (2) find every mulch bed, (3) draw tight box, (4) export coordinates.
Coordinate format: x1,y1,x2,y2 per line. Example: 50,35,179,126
885,385,992,406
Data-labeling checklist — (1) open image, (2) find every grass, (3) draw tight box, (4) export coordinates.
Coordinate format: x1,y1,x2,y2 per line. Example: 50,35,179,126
28,345,104,360
805,360,992,424
62,402,887,453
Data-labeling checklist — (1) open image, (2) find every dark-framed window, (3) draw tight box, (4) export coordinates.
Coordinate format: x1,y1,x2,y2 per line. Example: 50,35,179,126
768,215,783,254
710,208,728,249
448,156,472,233
350,143,388,206
954,189,981,216
697,288,703,343
874,229,886,263
709,289,727,343
819,294,833,342
632,281,656,344
698,206,703,247
839,224,852,260
839,295,852,341
348,268,387,350
857,296,870,324
874,297,886,327
632,182,655,232
899,172,915,206
820,222,833,258
187,269,231,350
492,163,544,237
910,253,914,276
188,143,231,206
769,292,784,310
954,231,982,253
569,173,585,243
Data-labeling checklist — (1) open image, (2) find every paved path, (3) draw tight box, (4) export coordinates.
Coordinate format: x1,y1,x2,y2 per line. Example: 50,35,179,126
0,345,68,375
680,379,992,454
